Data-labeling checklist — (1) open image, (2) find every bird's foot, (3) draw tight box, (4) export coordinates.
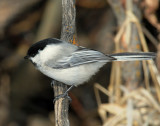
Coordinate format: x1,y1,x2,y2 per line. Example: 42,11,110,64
53,93,72,103
51,80,55,87
53,85,75,103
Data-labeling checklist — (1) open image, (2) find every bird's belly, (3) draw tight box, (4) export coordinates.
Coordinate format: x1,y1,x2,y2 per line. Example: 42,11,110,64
39,62,106,86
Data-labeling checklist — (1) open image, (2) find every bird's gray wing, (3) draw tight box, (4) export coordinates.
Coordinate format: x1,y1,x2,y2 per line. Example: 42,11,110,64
46,48,115,69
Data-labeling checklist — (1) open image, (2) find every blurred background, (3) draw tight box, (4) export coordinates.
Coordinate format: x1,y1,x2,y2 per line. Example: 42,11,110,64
0,0,160,126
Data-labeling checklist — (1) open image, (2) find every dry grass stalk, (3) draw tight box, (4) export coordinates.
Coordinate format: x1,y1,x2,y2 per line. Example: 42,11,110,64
142,61,150,92
94,83,160,126
94,1,160,125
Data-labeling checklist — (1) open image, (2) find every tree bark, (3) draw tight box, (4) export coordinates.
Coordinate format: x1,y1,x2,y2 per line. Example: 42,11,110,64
53,0,76,126
121,0,143,91
109,0,143,91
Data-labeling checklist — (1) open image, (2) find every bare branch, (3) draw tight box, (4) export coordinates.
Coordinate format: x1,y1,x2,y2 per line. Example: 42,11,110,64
53,0,76,126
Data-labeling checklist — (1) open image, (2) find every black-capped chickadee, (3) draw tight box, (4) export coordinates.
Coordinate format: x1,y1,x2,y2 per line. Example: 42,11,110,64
25,38,156,87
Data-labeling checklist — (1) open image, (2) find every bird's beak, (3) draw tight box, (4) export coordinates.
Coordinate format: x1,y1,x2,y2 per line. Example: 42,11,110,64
24,55,29,59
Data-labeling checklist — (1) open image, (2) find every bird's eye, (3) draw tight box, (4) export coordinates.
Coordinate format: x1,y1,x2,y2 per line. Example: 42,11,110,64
29,53,36,57
31,54,35,57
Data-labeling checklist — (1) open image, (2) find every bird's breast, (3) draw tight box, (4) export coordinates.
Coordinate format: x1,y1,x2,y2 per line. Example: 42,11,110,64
38,62,106,86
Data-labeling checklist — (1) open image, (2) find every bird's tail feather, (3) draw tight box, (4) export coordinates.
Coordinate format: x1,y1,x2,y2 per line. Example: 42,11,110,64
109,52,156,61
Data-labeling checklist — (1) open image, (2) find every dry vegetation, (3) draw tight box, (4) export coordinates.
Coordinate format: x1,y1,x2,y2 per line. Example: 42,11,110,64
0,0,160,126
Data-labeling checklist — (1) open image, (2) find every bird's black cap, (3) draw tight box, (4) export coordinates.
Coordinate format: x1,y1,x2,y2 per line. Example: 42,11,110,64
25,38,63,59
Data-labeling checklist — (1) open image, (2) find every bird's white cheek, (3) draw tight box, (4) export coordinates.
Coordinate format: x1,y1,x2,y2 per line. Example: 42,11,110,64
39,45,62,63
30,54,41,65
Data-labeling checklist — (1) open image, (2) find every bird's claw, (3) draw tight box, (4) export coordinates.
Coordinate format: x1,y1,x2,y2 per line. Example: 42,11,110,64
53,93,72,103
51,80,55,87
53,85,74,103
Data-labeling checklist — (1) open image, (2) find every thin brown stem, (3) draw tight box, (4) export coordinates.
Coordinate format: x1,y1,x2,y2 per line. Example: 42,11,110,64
53,0,76,126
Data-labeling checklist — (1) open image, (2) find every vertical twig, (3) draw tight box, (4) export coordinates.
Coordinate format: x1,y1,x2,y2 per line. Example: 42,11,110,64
53,0,76,126
61,0,76,42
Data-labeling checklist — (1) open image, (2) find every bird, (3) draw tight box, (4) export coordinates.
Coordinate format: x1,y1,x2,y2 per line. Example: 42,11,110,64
24,38,156,100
